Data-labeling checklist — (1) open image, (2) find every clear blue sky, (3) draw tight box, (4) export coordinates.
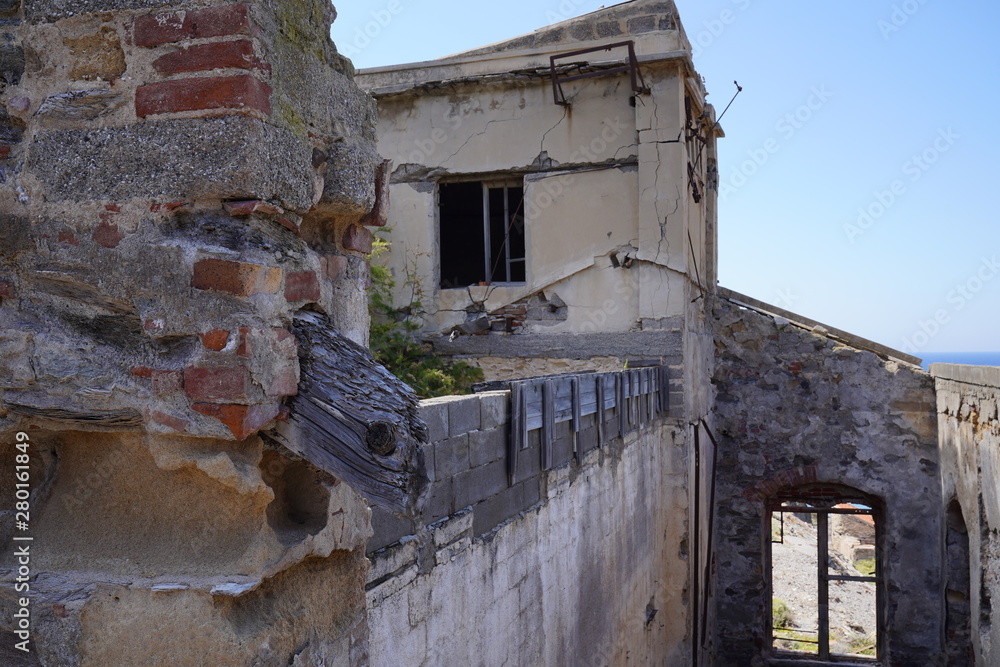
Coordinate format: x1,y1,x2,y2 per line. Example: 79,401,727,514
331,0,1000,355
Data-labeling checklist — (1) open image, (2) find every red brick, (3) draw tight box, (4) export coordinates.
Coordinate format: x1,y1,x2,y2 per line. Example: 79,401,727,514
150,202,187,212
93,220,124,248
276,217,302,236
56,230,79,245
183,365,251,402
143,318,164,331
237,327,252,357
151,410,189,433
0,145,11,160
191,402,279,440
191,258,280,296
322,254,348,280
134,4,253,48
223,199,283,216
152,39,266,76
284,271,320,302
131,366,154,378
267,365,298,397
104,203,122,212
272,328,298,359
342,224,372,254
360,159,391,227
135,75,271,118
151,369,184,395
200,329,230,351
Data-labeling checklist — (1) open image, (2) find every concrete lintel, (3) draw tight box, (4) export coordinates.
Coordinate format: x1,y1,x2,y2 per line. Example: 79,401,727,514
428,330,683,359
930,363,1000,388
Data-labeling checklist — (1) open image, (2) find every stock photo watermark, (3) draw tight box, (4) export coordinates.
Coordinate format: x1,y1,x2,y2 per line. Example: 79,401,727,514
718,85,833,201
690,0,753,60
899,255,999,354
843,127,958,244
10,431,33,654
878,0,932,40
337,0,404,59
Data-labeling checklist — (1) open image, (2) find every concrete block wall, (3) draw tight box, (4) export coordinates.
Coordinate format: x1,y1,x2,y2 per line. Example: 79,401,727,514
366,392,691,665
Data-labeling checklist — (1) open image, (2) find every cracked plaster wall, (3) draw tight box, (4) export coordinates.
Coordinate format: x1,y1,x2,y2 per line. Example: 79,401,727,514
361,57,715,345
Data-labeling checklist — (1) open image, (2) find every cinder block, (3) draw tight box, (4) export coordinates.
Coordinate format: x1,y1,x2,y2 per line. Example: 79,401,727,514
469,427,506,468
421,478,454,526
367,506,415,555
454,458,507,510
431,509,473,548
513,441,541,482
419,399,450,442
478,390,510,430
433,434,469,479
448,396,482,435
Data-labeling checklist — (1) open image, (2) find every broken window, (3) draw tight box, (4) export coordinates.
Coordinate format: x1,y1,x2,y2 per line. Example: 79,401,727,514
439,180,526,289
769,486,881,662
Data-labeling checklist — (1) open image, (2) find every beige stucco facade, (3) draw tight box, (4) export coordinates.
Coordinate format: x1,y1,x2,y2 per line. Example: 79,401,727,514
357,0,721,342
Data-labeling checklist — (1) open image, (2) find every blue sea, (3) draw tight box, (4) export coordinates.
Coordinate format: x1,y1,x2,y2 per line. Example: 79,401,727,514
919,352,1000,371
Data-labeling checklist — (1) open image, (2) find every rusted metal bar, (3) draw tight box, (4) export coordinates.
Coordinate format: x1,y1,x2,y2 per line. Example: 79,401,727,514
549,40,649,106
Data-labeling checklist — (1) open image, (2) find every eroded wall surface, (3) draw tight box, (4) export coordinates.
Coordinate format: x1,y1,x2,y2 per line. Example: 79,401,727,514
366,392,692,665
935,364,1000,666
0,0,389,662
709,298,943,665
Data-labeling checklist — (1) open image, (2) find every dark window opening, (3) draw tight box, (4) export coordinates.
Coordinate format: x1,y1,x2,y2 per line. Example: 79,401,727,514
439,180,525,289
769,486,881,663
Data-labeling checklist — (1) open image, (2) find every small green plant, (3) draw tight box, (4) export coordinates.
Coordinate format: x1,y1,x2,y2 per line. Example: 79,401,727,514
368,235,484,398
772,597,793,630
854,558,876,576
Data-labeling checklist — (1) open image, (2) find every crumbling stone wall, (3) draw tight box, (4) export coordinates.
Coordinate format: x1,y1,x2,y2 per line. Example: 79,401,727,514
709,298,943,665
935,364,1000,666
0,0,388,662
366,392,692,665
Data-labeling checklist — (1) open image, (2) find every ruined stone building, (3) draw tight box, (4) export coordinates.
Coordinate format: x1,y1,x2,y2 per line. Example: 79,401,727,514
1,0,999,665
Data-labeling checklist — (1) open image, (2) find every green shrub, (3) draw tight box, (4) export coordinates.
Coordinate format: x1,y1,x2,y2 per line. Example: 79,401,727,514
772,597,793,629
368,235,484,398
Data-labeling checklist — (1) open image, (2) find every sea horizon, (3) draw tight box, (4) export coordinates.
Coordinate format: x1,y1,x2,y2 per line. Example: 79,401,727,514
919,351,1000,371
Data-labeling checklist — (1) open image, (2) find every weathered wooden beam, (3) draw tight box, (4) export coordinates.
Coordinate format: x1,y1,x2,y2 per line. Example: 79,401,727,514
270,313,428,517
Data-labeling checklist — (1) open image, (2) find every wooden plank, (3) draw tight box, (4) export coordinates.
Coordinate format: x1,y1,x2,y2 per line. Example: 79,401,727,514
541,379,555,470
572,376,582,463
596,374,606,448
617,373,627,438
571,376,582,433
580,381,597,416
508,382,522,484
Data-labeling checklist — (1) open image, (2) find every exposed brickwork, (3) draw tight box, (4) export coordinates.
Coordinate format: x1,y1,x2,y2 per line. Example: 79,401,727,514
0,281,12,298
322,254,348,280
150,410,189,432
191,258,281,296
191,401,279,440
200,329,230,351
136,75,272,118
152,40,267,76
92,220,124,248
133,4,255,48
151,369,183,396
342,224,372,254
183,365,251,402
284,270,320,302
